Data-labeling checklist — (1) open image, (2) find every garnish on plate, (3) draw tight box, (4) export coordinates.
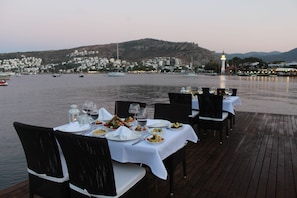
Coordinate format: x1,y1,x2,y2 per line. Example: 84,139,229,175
170,122,183,129
104,115,131,129
146,134,164,143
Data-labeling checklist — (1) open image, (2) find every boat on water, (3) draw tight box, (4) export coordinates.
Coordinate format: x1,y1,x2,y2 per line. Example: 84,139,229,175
0,73,11,80
79,72,84,78
52,73,61,77
107,72,125,77
183,72,198,77
0,80,8,86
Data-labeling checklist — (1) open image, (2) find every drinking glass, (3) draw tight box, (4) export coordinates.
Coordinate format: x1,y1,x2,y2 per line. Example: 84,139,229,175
136,107,147,127
128,103,140,119
197,87,203,95
209,87,216,94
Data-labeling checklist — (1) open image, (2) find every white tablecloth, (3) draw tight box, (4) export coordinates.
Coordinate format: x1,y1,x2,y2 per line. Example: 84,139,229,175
55,123,198,180
107,124,198,180
192,96,241,115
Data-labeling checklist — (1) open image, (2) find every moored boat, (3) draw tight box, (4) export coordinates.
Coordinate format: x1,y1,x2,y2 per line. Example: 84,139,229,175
0,80,8,86
0,73,11,80
107,72,125,77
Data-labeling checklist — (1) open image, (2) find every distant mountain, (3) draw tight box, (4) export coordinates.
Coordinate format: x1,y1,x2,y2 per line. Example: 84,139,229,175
225,48,297,62
0,38,219,65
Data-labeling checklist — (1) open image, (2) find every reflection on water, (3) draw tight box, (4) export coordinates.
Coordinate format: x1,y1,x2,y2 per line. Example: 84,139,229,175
0,73,296,190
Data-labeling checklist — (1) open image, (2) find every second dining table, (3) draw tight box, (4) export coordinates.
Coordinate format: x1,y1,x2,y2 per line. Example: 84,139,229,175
192,95,241,115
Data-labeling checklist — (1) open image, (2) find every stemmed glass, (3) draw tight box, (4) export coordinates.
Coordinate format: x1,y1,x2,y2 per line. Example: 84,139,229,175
128,103,140,120
136,107,147,127
209,87,216,94
197,87,203,95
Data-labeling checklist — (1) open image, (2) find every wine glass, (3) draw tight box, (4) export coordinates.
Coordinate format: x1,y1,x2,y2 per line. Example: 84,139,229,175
209,87,215,94
227,88,233,97
128,103,140,119
197,87,203,95
136,107,147,127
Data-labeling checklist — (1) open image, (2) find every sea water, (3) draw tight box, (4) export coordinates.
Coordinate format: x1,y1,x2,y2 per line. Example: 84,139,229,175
0,73,296,190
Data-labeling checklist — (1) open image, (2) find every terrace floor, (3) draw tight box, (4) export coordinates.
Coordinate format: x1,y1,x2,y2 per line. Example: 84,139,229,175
1,111,297,198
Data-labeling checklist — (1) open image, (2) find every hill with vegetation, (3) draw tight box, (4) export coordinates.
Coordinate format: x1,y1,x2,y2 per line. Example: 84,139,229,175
0,38,220,66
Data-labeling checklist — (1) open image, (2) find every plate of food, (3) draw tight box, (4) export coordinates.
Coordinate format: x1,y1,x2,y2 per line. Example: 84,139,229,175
93,119,103,125
145,134,164,144
132,125,148,133
105,131,140,141
103,115,131,130
90,128,108,137
168,122,184,130
148,127,163,135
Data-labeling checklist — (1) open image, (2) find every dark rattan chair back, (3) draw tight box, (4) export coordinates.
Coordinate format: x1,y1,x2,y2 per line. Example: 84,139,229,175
154,103,190,124
13,122,70,198
198,94,223,118
54,131,116,196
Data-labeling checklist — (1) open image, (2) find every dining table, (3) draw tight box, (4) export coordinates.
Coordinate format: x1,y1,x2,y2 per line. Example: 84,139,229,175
192,96,241,115
55,119,198,180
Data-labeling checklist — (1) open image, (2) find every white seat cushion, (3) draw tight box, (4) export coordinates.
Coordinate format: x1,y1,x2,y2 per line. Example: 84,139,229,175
189,110,199,118
199,112,229,121
70,161,146,197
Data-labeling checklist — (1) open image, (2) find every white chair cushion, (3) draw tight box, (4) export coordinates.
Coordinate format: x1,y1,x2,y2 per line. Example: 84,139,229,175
199,112,229,121
189,110,199,118
70,161,146,197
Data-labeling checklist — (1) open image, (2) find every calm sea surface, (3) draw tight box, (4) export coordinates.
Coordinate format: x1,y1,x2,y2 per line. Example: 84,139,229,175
0,73,296,190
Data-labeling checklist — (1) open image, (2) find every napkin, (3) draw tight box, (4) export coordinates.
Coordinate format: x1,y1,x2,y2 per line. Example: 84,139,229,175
98,108,113,121
146,119,171,128
60,122,90,132
112,126,133,140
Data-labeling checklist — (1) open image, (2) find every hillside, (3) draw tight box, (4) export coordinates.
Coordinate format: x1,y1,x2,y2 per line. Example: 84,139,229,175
0,38,219,66
226,48,297,62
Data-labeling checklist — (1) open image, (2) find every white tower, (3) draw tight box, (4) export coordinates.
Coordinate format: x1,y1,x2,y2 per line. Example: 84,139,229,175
220,51,226,74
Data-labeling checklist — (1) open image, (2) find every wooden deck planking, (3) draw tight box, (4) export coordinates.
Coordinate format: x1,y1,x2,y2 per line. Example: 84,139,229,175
1,111,297,198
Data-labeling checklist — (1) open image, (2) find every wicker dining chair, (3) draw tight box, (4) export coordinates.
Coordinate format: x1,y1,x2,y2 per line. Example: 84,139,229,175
114,100,146,118
154,103,189,196
197,94,229,144
168,92,199,124
54,131,148,198
13,122,70,198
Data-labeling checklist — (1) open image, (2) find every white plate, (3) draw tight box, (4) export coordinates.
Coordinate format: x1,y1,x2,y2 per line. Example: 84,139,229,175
148,128,164,134
90,128,108,137
105,132,141,141
132,125,148,133
168,123,184,131
145,135,164,144
57,124,90,133
146,119,171,128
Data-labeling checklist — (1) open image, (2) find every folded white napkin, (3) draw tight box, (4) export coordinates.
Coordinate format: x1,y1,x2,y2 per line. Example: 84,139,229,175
146,119,171,128
60,122,89,132
112,126,133,140
98,108,113,121
146,119,160,127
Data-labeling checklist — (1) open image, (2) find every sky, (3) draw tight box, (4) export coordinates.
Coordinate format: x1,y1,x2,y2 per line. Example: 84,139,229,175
1,0,297,54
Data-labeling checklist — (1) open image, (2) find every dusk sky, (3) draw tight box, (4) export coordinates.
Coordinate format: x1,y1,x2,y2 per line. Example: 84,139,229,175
1,0,296,54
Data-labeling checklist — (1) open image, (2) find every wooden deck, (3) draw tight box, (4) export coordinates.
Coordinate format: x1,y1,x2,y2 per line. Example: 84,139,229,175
1,111,297,198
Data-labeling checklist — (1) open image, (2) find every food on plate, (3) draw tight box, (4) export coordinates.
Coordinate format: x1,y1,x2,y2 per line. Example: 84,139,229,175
94,120,103,125
104,115,131,129
146,134,164,143
170,122,183,129
124,116,134,122
150,128,163,133
92,129,107,136
134,125,147,132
